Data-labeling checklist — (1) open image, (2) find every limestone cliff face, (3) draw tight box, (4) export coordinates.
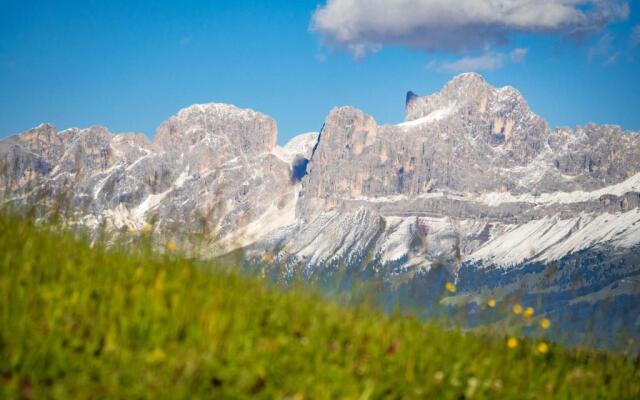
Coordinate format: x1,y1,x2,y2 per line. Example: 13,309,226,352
300,73,550,220
1,74,639,271
406,72,549,163
298,73,640,226
156,103,277,158
3,73,639,347
0,103,305,253
549,124,640,189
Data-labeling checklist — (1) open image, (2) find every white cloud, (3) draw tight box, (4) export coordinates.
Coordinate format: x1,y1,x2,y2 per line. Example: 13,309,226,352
510,48,529,63
588,32,613,61
311,0,629,57
587,32,623,65
437,54,506,72
429,48,528,73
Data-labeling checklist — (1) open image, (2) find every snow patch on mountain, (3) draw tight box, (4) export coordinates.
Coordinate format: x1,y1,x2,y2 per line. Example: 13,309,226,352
218,191,299,253
398,102,457,128
468,209,640,267
478,172,640,207
273,132,319,164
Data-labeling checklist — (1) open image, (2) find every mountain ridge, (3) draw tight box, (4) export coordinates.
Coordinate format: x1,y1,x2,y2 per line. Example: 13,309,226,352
2,73,639,345
2,74,639,263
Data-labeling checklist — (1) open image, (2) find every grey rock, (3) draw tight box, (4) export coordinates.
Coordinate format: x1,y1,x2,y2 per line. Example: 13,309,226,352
1,75,639,339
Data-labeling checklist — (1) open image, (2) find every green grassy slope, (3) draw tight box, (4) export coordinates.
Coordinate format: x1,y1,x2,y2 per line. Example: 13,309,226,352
0,214,638,399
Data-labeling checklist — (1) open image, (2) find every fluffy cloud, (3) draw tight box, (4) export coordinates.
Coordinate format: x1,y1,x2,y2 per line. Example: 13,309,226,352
428,48,528,72
311,0,629,57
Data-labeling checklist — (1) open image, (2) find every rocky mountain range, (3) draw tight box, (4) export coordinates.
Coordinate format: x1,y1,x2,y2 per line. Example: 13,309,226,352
2,73,639,348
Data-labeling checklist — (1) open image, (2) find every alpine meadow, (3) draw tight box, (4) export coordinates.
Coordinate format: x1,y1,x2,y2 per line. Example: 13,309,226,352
1,1,640,399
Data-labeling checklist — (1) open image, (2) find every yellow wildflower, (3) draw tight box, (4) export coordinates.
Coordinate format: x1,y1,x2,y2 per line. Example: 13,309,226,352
69,290,79,305
540,318,551,330
507,337,519,349
445,282,457,293
524,307,534,318
142,223,153,236
512,304,523,315
166,241,177,251
104,331,118,353
537,342,549,354
146,348,166,364
487,298,496,308
155,270,166,291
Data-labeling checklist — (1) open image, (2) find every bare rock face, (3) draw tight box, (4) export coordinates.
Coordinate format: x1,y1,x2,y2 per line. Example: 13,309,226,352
2,74,639,267
2,73,639,345
273,74,640,294
253,74,639,347
406,73,549,163
300,73,552,222
0,103,305,254
1,75,639,269
549,124,640,189
156,104,277,157
298,74,640,238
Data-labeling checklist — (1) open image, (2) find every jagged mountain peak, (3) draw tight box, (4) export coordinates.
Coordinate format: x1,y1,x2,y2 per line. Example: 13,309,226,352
405,72,530,123
31,122,57,132
15,123,60,145
327,105,369,117
155,102,278,154
445,71,489,87
405,91,419,108
171,102,270,121
10,124,114,160
1,79,638,349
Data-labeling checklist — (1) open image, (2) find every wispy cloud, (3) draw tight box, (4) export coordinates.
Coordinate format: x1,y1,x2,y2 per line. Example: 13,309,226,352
428,48,528,73
604,53,620,65
510,48,528,63
631,25,640,47
588,33,613,61
311,0,630,58
587,32,621,65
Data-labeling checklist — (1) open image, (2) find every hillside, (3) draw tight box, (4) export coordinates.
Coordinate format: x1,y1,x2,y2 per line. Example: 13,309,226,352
0,214,638,399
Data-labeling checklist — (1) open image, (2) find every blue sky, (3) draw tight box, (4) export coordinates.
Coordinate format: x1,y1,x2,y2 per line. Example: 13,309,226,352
1,0,639,144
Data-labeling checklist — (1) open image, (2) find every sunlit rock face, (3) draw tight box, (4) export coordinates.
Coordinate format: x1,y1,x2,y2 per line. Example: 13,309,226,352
1,74,640,345
0,104,315,254
1,74,638,268
292,73,640,274
405,72,549,164
259,75,639,349
302,74,638,212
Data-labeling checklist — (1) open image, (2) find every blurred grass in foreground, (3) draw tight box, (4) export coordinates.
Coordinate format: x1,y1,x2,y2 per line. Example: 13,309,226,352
0,213,639,399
